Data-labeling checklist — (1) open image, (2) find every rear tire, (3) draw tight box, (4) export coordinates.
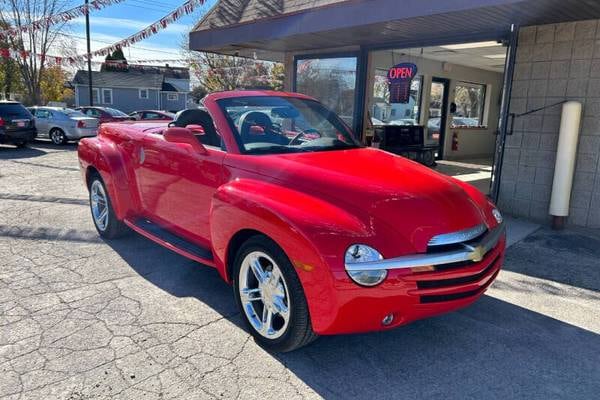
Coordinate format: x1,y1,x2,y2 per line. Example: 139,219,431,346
88,173,128,239
233,235,317,352
50,128,67,145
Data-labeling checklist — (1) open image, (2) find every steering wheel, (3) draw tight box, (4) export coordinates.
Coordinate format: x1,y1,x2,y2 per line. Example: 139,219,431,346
289,128,321,145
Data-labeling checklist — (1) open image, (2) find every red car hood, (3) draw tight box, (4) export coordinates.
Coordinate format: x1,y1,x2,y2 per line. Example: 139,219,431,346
228,147,488,252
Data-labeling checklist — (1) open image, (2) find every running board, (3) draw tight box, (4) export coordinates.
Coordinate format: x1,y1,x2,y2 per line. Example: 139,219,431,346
125,218,214,265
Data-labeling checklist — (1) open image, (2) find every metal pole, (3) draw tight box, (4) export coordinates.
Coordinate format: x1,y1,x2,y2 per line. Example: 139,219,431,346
85,0,93,106
490,24,519,202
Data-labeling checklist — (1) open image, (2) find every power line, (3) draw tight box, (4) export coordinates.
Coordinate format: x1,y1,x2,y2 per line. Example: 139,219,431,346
55,32,183,56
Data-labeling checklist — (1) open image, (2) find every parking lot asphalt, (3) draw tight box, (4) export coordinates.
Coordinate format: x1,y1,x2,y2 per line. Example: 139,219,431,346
1,142,599,400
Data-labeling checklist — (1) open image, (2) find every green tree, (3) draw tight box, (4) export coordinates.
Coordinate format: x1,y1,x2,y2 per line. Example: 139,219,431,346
39,66,70,104
0,0,68,104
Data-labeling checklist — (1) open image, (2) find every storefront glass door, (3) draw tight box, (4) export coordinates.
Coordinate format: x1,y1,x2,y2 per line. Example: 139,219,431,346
427,77,449,159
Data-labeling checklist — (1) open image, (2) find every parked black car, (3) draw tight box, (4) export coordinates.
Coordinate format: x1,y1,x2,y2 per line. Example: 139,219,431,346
0,101,37,147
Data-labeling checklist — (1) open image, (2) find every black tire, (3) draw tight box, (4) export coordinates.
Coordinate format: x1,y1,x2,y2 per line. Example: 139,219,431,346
232,235,317,352
88,173,128,239
50,128,67,145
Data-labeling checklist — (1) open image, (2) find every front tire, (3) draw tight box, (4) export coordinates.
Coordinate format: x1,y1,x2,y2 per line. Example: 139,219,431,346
50,128,67,145
233,235,317,352
88,174,128,239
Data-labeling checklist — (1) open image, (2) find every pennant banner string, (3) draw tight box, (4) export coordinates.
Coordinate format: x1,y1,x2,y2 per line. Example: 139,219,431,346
0,0,126,38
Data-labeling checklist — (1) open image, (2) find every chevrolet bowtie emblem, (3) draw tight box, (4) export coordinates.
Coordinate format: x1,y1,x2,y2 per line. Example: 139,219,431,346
468,245,486,262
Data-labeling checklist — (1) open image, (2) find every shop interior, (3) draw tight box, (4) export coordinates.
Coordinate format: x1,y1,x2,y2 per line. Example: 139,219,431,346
293,40,508,194
366,41,508,194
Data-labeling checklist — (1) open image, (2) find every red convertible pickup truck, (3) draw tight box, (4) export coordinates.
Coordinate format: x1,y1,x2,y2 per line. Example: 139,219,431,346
78,90,506,352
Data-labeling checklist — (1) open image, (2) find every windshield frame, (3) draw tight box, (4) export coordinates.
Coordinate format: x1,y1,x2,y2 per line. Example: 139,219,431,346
216,95,362,155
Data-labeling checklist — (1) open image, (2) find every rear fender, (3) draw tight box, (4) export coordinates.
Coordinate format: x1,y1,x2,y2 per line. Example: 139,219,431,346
78,134,135,220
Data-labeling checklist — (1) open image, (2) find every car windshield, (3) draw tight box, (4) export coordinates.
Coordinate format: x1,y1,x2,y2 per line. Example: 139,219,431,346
63,109,87,118
105,108,127,117
218,96,361,154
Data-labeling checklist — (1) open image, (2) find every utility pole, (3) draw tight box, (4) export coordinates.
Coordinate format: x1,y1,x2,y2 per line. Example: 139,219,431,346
85,0,93,106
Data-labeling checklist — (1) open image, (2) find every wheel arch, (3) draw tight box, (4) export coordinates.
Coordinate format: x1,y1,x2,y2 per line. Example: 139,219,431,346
225,228,279,285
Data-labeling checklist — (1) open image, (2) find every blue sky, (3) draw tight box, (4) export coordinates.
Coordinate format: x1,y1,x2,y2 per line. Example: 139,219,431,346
63,0,217,64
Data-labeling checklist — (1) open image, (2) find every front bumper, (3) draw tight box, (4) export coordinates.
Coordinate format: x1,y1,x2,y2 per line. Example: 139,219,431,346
0,128,37,143
312,224,506,335
346,223,505,272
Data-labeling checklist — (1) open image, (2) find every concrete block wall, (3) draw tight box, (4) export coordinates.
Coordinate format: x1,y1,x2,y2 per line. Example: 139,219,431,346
499,20,600,228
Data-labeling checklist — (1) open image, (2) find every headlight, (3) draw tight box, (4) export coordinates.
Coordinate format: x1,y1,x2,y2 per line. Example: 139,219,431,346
492,208,503,224
345,244,387,286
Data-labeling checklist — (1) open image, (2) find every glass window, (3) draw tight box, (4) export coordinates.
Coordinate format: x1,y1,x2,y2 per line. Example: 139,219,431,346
0,103,32,119
105,107,127,117
34,109,51,119
295,56,357,127
167,93,178,101
371,70,422,126
217,96,361,155
143,112,162,120
92,88,100,104
102,89,113,105
63,109,87,117
139,89,148,99
452,82,486,128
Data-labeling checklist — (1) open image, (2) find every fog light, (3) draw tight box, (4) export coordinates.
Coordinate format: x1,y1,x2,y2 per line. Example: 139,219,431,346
382,314,394,326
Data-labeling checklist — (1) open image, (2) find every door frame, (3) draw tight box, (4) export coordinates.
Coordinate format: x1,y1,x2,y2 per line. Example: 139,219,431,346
430,77,450,160
490,24,519,202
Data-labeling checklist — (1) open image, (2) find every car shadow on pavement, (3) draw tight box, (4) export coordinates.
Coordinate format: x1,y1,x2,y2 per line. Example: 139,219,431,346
0,144,47,159
104,232,600,400
31,140,79,151
502,227,600,292
105,234,240,321
277,295,599,399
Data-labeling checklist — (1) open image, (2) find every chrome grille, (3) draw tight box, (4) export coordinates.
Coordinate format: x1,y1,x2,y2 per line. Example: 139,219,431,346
427,223,487,247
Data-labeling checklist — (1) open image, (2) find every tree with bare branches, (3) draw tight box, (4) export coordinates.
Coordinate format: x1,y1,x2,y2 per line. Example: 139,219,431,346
188,52,284,94
0,0,67,104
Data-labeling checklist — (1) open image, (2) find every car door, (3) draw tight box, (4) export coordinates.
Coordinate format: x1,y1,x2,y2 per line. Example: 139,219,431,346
34,109,50,137
133,130,226,246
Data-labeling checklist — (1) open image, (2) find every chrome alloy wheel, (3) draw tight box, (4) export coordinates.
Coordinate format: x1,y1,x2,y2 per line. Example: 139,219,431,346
90,180,109,232
50,129,65,145
239,251,291,339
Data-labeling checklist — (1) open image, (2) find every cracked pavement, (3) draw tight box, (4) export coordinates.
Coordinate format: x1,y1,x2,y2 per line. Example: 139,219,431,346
1,141,599,399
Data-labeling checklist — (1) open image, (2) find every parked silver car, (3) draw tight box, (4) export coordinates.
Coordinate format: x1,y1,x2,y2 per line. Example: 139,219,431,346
28,107,99,145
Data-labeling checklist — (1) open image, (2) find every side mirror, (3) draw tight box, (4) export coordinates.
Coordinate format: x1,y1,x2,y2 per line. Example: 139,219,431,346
163,127,207,154
185,124,205,134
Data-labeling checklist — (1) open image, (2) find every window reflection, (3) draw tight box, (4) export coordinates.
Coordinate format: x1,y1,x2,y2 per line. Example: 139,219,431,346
295,57,357,127
371,69,422,126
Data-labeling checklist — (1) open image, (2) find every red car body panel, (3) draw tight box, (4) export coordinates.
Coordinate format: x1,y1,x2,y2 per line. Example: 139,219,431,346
78,90,505,335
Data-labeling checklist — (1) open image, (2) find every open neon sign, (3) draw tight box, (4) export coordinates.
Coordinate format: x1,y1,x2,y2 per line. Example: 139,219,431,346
387,63,417,104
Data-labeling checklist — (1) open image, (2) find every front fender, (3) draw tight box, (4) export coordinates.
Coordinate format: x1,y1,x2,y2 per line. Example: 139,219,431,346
210,178,371,333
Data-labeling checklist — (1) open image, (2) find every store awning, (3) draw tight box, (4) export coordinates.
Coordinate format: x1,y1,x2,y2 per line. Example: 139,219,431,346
189,0,600,61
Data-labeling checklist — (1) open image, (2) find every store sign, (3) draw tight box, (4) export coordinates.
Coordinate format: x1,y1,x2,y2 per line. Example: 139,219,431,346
387,63,418,104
